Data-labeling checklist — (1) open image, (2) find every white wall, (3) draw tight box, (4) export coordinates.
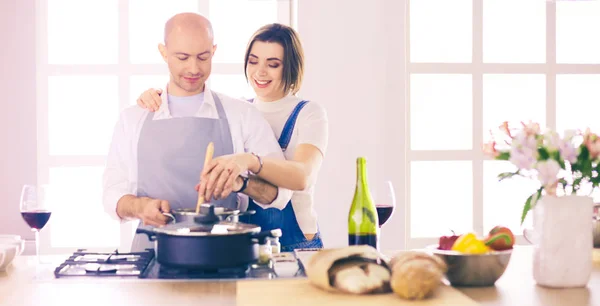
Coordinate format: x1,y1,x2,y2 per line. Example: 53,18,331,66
0,0,408,251
0,0,38,240
297,0,407,250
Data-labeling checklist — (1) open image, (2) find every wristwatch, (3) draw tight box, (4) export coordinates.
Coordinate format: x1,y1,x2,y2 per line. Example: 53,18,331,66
234,175,249,193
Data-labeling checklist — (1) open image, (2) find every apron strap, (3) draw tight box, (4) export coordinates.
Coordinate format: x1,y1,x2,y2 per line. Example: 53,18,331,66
278,100,309,151
212,92,227,118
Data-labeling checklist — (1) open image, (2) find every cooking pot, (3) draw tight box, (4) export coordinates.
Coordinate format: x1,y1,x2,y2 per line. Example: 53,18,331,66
163,206,256,224
136,204,281,269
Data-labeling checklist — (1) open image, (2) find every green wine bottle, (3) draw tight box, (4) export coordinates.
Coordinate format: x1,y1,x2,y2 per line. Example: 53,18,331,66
348,157,379,248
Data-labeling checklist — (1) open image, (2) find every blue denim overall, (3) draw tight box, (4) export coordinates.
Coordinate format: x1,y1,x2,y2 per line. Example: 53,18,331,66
240,100,324,252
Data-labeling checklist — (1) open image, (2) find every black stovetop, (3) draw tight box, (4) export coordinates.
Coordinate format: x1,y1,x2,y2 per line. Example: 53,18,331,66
54,249,303,280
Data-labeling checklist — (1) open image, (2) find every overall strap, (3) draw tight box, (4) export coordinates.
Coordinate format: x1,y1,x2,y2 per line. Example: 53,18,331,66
278,100,309,151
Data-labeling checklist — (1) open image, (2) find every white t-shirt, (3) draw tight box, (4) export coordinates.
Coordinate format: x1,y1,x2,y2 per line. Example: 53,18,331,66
253,95,329,235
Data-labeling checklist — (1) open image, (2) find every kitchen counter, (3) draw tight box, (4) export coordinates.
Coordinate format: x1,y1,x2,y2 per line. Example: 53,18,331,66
0,246,599,306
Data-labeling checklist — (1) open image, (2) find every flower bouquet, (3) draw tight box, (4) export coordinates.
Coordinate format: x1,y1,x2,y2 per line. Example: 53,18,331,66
484,121,596,288
484,121,600,224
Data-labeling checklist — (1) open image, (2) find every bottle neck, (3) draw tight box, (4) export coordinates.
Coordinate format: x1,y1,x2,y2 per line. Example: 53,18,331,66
356,159,367,188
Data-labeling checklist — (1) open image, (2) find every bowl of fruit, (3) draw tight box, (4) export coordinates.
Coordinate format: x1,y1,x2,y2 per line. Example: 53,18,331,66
427,226,514,287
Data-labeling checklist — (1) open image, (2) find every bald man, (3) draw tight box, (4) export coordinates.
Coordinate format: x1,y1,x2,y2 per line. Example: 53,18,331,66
102,13,292,252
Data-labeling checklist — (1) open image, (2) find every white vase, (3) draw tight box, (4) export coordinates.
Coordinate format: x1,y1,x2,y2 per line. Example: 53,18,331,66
532,195,594,288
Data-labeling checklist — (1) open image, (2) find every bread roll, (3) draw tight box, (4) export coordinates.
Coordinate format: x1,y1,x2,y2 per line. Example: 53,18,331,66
389,251,447,300
305,245,391,294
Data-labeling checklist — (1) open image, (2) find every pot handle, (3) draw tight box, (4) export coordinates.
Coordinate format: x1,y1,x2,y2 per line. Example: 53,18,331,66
225,209,256,222
252,228,283,241
162,212,176,223
136,227,158,242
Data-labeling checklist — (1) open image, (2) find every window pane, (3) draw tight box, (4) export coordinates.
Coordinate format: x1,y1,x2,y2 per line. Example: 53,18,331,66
210,74,254,100
556,75,600,133
483,74,546,149
483,161,537,235
48,76,119,156
49,167,120,248
483,0,545,63
410,74,472,150
410,161,473,238
410,0,472,63
210,0,278,63
48,0,118,64
129,75,170,106
557,1,600,64
129,0,200,64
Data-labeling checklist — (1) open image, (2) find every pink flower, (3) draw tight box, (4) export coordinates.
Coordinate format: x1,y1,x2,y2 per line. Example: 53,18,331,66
509,131,539,170
543,130,561,151
535,159,561,189
483,141,499,158
559,140,577,164
521,121,541,137
583,128,600,159
499,121,513,138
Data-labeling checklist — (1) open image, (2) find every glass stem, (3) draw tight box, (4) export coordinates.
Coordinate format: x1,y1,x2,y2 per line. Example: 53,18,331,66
34,229,40,264
376,226,381,251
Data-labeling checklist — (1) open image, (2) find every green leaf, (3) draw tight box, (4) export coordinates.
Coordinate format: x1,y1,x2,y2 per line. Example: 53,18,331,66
496,152,510,161
498,171,519,182
580,145,590,161
558,178,568,191
574,177,583,191
583,160,593,177
550,151,566,168
521,188,543,225
538,148,550,160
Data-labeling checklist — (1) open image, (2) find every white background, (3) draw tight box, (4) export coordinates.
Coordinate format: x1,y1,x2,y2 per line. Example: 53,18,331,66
2,0,600,255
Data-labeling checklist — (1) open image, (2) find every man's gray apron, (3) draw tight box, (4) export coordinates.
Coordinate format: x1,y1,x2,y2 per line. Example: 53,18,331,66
130,92,238,252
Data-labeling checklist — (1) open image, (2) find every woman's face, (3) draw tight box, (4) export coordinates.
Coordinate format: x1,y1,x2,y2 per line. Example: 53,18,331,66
246,41,285,102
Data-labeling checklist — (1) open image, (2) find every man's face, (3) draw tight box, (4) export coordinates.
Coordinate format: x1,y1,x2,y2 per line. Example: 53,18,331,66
160,28,216,96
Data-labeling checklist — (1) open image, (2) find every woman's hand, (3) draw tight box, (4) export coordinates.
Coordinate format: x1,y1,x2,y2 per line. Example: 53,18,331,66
136,88,163,112
197,153,258,200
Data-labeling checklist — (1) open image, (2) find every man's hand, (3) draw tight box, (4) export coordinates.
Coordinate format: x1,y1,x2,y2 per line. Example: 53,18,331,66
195,176,243,201
199,153,257,200
134,197,171,227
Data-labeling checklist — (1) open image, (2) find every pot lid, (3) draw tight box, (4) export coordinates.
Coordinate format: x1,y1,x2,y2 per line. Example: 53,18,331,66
153,204,260,236
152,220,261,236
168,206,241,216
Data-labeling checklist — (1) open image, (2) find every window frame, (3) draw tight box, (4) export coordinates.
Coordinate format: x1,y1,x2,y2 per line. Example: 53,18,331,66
405,0,600,249
35,0,292,254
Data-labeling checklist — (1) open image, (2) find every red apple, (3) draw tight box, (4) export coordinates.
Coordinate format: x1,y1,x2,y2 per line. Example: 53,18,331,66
485,226,514,250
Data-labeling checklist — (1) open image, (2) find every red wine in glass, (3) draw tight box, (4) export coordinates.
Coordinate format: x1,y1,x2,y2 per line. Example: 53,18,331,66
21,211,52,230
376,205,394,227
20,184,52,264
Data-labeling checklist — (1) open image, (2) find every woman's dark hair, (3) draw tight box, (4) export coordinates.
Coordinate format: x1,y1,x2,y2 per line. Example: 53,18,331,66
244,23,304,95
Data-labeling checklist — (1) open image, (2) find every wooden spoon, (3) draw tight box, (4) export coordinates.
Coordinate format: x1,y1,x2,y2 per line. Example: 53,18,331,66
196,142,214,213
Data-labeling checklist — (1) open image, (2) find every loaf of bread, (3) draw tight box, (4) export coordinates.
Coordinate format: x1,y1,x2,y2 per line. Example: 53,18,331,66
305,245,391,295
389,251,447,300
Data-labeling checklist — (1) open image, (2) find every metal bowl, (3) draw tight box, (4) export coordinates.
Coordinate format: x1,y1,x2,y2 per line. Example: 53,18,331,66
427,245,512,287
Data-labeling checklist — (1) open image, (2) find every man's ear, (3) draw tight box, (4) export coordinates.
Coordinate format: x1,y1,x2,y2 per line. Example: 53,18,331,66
158,43,168,62
212,44,217,56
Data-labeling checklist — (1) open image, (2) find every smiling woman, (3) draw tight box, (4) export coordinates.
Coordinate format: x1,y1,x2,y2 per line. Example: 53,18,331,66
135,23,329,252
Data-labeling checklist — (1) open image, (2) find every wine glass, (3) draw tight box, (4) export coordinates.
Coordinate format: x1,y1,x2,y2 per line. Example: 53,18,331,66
372,180,396,250
373,180,396,228
20,185,52,264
